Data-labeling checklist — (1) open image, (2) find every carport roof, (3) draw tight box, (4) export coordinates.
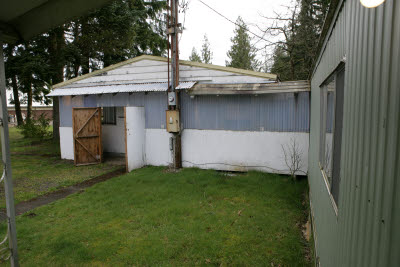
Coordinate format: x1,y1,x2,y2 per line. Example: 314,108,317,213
0,0,114,43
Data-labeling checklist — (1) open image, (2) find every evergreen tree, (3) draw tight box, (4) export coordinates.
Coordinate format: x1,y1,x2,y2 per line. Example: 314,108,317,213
189,47,202,62
226,17,258,70
4,0,168,138
201,34,212,64
270,46,292,81
4,37,51,122
64,0,167,76
3,44,24,126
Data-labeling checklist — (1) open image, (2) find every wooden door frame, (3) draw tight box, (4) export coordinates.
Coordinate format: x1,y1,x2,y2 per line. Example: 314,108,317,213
72,107,102,166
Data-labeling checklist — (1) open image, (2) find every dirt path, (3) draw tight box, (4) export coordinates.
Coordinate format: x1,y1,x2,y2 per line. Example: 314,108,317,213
0,168,126,221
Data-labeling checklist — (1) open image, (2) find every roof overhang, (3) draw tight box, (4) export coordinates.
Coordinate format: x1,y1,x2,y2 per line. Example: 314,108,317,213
187,81,310,95
48,81,197,96
1,0,115,43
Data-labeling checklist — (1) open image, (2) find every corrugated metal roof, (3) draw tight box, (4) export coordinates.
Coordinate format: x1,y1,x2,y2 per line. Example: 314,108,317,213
52,55,277,89
47,81,196,96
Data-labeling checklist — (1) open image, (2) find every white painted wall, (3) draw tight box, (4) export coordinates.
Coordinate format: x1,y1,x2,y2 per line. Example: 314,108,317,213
102,107,125,154
144,129,172,166
181,129,309,175
60,122,309,175
126,107,146,171
60,127,74,160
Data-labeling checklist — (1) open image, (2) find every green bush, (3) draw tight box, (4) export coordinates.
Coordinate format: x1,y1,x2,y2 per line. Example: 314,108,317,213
18,114,51,140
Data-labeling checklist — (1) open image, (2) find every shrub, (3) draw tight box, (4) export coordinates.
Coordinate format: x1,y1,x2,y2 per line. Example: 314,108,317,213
19,114,51,140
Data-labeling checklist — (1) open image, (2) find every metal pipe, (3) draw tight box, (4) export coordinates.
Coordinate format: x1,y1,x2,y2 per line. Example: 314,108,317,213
167,0,170,95
0,32,19,267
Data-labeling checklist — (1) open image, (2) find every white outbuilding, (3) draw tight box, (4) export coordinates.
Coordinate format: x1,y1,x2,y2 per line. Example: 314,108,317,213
49,55,310,174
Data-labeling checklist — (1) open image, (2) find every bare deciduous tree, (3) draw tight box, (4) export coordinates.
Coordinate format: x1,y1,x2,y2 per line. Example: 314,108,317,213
281,137,304,179
257,4,299,80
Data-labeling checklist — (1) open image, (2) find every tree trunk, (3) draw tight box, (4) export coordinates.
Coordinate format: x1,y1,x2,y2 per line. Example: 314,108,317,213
26,84,32,121
289,52,295,80
81,19,90,75
49,26,65,141
11,75,23,125
72,22,81,78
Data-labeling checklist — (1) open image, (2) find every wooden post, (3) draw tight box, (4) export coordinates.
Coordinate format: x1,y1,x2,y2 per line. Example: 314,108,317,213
168,0,182,169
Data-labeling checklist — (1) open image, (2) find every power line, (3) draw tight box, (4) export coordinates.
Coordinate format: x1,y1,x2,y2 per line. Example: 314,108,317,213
196,0,273,44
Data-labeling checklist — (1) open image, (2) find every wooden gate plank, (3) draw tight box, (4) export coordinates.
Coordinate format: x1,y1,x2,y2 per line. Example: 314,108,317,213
72,107,102,166
75,109,99,137
75,138,99,161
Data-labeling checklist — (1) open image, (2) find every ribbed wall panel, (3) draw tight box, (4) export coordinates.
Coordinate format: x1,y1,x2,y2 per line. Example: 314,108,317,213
144,92,167,129
181,91,310,132
309,0,400,266
60,91,310,132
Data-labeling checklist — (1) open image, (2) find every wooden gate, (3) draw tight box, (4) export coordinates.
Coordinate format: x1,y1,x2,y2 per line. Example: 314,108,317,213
72,107,102,166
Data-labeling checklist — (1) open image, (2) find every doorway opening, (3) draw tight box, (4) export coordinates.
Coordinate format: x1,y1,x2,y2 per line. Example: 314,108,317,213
101,106,126,168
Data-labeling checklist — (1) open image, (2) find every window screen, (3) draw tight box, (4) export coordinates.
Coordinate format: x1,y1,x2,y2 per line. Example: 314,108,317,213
102,107,116,125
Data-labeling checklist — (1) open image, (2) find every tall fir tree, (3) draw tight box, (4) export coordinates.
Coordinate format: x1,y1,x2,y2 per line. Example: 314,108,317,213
189,47,202,62
201,34,212,64
226,17,258,70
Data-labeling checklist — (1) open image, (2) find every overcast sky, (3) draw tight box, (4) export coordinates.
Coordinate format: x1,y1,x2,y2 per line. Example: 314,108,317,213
179,0,294,67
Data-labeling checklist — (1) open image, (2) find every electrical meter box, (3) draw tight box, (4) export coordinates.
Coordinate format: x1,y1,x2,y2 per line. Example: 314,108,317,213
168,92,177,106
166,110,180,133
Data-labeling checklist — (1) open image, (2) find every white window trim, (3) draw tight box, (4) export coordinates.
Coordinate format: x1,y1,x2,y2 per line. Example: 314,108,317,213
318,63,345,215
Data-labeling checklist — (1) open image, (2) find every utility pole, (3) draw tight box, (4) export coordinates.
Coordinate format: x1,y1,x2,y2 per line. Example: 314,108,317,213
0,32,19,267
166,0,182,169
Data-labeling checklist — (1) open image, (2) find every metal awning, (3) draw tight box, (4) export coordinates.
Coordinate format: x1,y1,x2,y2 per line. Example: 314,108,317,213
47,81,197,96
1,0,115,43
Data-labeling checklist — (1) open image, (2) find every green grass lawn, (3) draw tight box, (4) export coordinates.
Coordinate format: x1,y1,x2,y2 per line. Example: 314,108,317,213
0,127,119,208
2,166,310,266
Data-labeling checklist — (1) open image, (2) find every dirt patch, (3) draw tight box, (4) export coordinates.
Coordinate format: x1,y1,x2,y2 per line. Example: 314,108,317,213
0,168,126,221
11,152,59,158
302,219,311,241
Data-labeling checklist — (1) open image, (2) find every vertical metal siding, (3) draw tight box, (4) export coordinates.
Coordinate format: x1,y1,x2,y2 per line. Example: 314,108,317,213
145,92,167,129
60,90,309,131
181,91,310,132
59,95,85,127
309,0,400,266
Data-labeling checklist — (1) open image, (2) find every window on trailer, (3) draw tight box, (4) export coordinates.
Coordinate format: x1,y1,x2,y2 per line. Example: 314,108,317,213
102,107,116,125
319,65,345,206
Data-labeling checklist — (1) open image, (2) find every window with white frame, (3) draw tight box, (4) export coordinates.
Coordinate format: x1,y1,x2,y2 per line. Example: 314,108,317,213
319,65,345,206
102,107,116,125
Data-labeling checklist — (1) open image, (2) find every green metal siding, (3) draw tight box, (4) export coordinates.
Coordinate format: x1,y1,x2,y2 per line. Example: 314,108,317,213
309,0,400,266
